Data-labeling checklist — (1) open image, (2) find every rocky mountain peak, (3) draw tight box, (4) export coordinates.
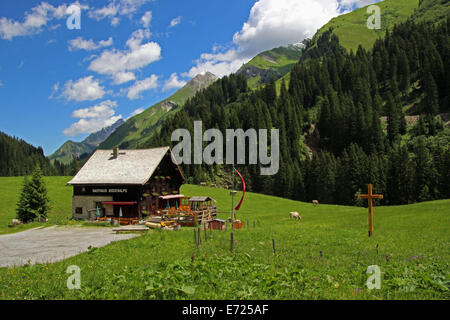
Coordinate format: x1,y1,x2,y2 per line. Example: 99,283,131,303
186,72,218,91
82,118,125,147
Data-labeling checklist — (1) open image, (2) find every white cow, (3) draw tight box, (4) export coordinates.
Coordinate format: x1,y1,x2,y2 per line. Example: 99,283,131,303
289,212,302,220
11,219,22,226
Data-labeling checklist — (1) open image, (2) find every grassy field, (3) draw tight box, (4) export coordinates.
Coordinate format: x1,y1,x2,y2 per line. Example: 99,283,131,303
245,47,301,75
312,0,419,52
241,45,301,90
0,177,448,299
0,176,72,235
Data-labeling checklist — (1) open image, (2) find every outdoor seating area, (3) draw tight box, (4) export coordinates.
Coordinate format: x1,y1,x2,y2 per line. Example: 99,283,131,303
95,217,139,225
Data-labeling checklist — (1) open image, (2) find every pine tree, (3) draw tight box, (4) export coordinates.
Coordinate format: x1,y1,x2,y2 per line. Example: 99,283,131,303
413,136,437,201
16,166,50,223
386,92,400,145
397,50,410,96
16,176,34,223
70,156,80,176
386,146,412,205
422,71,439,115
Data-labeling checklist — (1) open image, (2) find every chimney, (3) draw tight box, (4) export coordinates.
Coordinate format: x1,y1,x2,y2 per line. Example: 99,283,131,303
113,146,119,158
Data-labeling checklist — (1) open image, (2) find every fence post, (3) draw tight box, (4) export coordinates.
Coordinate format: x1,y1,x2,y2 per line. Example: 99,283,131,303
230,232,234,252
198,227,202,245
194,228,198,248
272,239,276,255
204,225,207,242
253,221,256,230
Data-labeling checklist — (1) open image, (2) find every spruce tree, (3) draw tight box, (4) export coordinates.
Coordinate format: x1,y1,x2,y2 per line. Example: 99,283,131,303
70,156,80,176
16,166,50,223
422,71,439,116
386,146,412,205
16,176,33,223
397,50,410,96
386,92,400,145
413,136,437,201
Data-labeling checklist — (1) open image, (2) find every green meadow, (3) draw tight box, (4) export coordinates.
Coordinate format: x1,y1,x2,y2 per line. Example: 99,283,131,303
0,176,72,235
313,0,419,52
0,177,448,299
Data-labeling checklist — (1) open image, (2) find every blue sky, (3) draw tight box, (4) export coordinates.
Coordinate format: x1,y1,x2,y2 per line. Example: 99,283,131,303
0,0,376,155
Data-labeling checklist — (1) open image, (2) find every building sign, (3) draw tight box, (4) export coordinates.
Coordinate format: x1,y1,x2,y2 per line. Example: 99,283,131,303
108,189,128,193
92,188,128,193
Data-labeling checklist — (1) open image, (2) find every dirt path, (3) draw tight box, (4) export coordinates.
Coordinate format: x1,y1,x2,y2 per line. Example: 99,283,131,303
0,226,139,268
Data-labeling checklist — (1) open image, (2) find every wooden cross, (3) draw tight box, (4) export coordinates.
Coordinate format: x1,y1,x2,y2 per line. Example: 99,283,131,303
358,184,383,237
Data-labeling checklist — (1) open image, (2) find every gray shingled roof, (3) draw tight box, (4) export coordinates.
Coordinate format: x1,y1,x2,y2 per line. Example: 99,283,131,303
68,147,176,185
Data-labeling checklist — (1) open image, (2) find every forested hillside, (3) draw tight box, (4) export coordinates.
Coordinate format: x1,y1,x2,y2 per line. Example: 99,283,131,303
0,131,67,176
99,72,218,150
143,17,450,206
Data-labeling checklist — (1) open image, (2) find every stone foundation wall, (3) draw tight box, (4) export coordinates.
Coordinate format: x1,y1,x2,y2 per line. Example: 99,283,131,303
72,196,113,220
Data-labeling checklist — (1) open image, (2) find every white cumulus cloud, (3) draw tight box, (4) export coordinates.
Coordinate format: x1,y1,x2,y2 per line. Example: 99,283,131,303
184,0,344,78
339,0,380,11
183,49,248,78
88,29,161,85
141,11,152,28
63,100,122,136
72,100,117,119
0,2,88,40
49,82,60,98
89,0,151,27
129,107,145,118
169,16,181,28
68,37,113,51
125,28,151,50
163,73,187,92
117,0,151,15
113,71,136,85
127,74,159,100
62,76,106,102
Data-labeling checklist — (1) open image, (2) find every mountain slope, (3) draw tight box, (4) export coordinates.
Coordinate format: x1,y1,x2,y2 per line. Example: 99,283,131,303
82,118,125,147
99,72,218,150
275,0,447,91
310,0,419,52
237,44,303,88
142,11,450,207
49,118,124,164
273,0,423,94
48,140,95,165
411,0,450,23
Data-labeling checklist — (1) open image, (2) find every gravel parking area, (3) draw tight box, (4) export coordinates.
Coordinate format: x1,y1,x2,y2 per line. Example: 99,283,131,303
0,226,139,268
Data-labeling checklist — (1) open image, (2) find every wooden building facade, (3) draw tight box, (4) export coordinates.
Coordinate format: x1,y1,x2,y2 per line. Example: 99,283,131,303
68,147,185,221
